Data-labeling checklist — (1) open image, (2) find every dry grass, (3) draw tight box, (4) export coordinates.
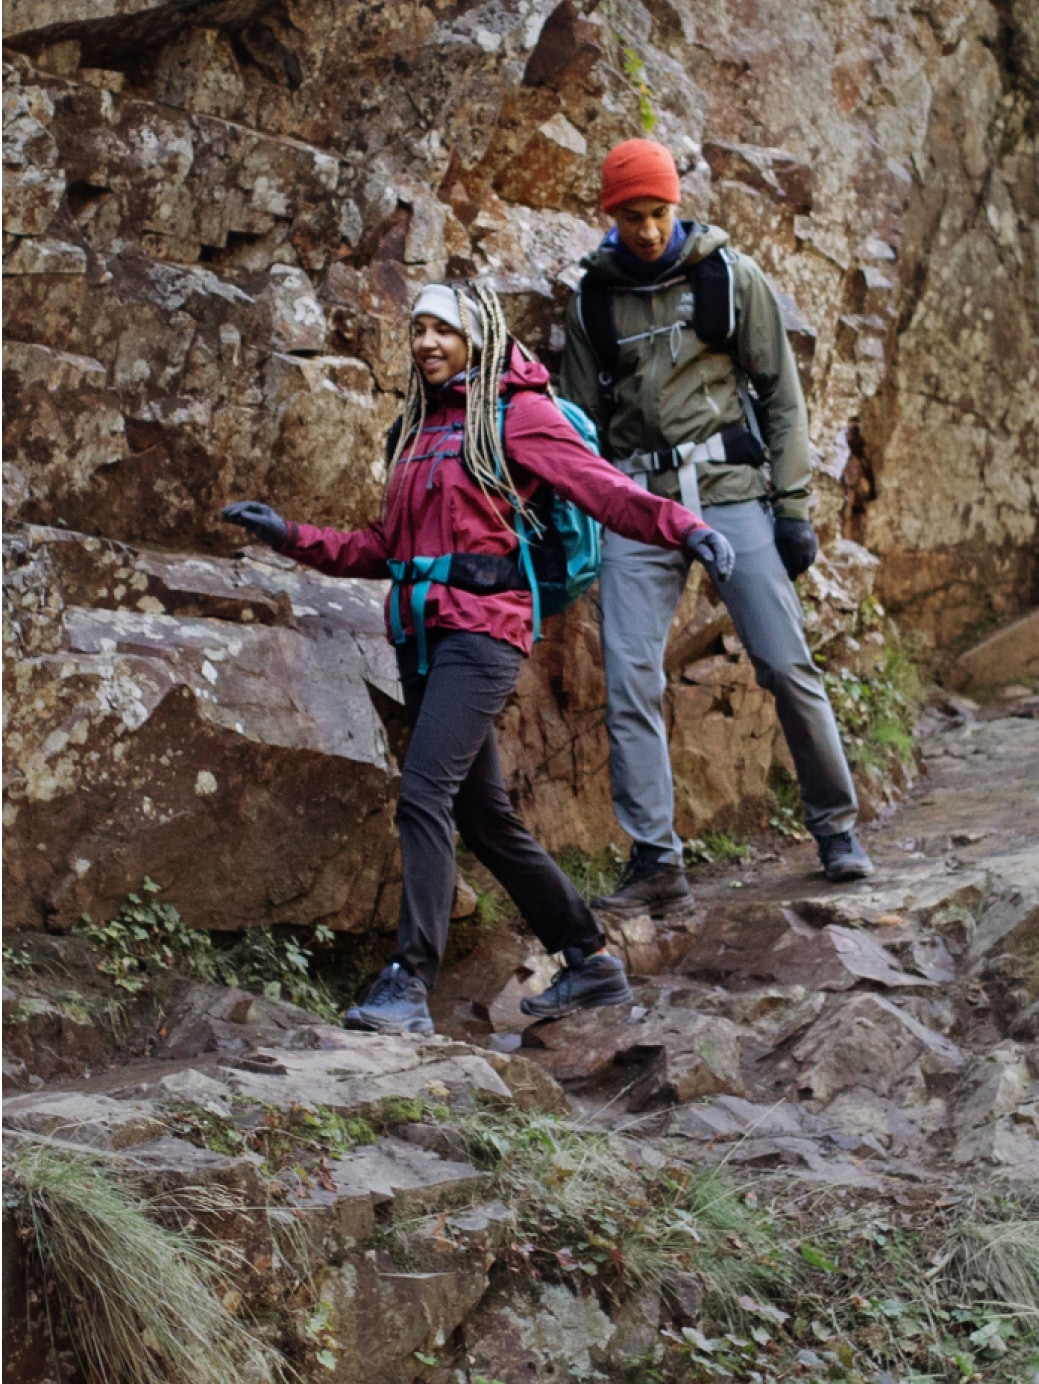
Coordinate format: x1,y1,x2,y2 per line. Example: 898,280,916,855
7,1142,288,1384
944,1201,1039,1321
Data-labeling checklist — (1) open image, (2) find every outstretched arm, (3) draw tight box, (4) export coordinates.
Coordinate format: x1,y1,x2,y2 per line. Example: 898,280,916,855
222,503,391,579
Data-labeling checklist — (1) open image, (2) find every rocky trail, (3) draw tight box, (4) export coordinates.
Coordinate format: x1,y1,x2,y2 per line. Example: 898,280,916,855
5,696,1039,1383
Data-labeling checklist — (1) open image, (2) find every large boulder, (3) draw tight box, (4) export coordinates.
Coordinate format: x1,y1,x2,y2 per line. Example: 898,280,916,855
3,525,403,932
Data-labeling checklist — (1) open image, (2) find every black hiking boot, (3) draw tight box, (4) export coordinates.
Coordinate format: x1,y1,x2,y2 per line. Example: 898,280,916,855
815,830,874,882
519,950,634,1021
345,963,435,1036
591,844,692,916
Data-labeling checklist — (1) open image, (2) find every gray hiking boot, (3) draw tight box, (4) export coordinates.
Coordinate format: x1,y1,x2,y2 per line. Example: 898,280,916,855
519,950,634,1021
816,830,874,882
345,963,435,1036
591,844,692,916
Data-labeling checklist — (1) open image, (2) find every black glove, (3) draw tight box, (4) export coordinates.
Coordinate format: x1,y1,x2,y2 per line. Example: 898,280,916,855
221,501,288,550
685,525,735,583
773,516,818,580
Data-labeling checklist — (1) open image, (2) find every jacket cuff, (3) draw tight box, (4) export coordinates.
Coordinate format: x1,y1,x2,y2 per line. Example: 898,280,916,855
279,520,299,553
680,519,708,544
771,498,811,523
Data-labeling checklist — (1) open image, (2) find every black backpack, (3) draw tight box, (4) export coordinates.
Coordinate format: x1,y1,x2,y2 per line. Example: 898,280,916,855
577,244,766,462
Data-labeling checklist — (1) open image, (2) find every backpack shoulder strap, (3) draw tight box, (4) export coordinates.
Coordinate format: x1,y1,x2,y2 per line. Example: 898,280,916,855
578,249,736,368
689,245,737,348
576,273,620,380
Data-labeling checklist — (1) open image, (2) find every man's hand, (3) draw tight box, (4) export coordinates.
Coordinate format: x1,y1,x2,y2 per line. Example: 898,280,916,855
685,525,735,583
221,501,288,550
773,517,818,580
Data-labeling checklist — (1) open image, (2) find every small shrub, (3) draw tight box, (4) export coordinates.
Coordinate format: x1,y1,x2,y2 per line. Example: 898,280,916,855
767,767,810,840
816,625,926,776
216,925,340,1023
82,878,218,994
450,1106,791,1316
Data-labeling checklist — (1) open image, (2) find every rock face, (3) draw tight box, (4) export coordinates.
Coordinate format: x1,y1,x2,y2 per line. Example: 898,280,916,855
4,1,1037,929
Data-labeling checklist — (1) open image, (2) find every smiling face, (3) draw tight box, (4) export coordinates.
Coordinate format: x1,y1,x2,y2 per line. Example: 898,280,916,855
613,197,678,263
411,314,471,386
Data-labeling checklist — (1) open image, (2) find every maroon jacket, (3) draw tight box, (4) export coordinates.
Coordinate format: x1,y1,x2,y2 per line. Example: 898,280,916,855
282,348,705,655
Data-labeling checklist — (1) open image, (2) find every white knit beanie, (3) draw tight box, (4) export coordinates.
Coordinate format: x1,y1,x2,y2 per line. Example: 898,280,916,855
411,284,484,350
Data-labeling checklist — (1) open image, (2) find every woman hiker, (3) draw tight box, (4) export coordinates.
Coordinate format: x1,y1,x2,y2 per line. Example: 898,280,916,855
222,280,735,1037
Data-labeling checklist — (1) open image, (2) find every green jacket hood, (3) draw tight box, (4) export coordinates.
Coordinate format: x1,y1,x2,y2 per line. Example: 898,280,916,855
580,220,731,285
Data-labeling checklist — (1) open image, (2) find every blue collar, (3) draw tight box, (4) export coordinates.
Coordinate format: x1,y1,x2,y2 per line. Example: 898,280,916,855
604,221,693,281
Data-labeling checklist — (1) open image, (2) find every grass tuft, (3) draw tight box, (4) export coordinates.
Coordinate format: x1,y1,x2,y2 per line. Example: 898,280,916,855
553,846,625,904
7,1143,286,1384
945,1205,1039,1319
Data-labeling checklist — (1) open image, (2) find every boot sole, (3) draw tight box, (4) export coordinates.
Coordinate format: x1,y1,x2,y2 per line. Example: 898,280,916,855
344,1010,435,1036
520,985,634,1021
593,896,694,920
822,862,875,882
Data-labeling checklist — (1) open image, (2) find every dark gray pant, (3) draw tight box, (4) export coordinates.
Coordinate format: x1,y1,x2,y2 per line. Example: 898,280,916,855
600,499,858,865
392,629,605,987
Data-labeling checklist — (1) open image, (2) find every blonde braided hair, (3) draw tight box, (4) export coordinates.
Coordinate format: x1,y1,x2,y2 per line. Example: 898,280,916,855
386,281,541,531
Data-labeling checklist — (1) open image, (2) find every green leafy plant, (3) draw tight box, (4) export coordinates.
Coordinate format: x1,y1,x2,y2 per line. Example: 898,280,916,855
81,881,340,1021
216,924,340,1022
82,879,218,994
619,38,657,133
822,641,925,772
767,767,810,840
2,939,34,974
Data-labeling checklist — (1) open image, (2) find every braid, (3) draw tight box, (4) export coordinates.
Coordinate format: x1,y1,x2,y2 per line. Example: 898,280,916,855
382,348,427,513
459,281,540,531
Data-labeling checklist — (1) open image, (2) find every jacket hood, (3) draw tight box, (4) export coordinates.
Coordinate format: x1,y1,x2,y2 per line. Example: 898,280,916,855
581,220,730,285
500,343,551,392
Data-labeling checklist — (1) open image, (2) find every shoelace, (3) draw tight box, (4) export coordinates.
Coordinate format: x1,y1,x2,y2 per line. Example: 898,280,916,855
366,969,410,1003
543,967,574,1004
611,852,658,890
822,832,853,856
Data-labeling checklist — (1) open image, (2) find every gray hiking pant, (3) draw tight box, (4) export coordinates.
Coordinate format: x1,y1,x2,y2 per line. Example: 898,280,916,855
599,498,858,865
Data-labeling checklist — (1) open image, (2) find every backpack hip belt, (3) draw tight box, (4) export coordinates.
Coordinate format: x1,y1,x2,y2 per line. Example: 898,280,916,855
615,422,764,478
388,552,527,675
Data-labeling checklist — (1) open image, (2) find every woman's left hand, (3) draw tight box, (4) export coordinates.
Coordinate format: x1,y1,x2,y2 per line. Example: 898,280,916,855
222,501,288,550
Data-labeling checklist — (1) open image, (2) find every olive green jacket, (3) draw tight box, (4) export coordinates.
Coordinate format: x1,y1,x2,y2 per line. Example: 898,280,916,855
560,222,812,520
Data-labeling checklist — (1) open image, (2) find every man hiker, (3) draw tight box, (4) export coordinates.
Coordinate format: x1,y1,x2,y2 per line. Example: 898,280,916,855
560,137,873,915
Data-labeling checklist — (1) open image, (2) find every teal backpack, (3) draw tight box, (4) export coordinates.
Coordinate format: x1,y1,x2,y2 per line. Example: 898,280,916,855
386,390,603,672
499,392,603,631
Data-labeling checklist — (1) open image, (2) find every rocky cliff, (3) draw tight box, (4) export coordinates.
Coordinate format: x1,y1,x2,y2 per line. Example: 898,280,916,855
4,0,1037,933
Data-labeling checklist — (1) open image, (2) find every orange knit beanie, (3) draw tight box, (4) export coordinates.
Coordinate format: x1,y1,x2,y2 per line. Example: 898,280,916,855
600,139,681,213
